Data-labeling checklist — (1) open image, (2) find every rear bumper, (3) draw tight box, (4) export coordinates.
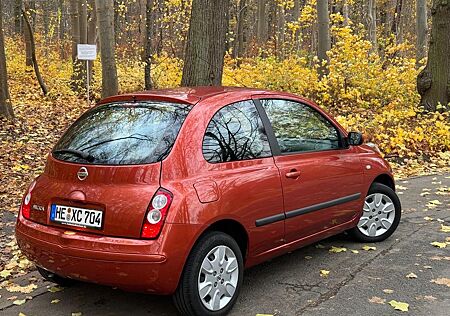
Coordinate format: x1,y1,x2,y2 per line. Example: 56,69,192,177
15,213,198,294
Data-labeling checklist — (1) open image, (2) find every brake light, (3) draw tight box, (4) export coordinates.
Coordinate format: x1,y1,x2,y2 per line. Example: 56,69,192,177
20,180,36,219
141,188,173,239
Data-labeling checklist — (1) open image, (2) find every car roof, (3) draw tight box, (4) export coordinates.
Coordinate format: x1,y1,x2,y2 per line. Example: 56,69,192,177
98,86,305,106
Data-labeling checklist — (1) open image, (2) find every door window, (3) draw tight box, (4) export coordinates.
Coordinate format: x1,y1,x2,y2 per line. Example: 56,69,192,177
260,99,340,153
203,100,272,163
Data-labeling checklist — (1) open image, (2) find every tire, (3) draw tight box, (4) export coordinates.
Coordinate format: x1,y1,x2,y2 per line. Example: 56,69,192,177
350,182,401,243
37,266,75,286
173,231,244,316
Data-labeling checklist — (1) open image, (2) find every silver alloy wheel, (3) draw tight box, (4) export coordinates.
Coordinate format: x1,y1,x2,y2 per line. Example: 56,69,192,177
198,245,239,311
358,193,396,237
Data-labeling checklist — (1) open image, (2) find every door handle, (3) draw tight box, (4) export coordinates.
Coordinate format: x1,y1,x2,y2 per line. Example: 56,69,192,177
285,169,301,179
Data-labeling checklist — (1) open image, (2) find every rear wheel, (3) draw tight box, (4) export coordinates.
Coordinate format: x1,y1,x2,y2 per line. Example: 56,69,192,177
350,182,401,243
37,266,75,286
173,231,243,316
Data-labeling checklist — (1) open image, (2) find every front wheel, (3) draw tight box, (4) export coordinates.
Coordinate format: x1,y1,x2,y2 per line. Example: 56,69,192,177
350,182,401,243
173,231,243,316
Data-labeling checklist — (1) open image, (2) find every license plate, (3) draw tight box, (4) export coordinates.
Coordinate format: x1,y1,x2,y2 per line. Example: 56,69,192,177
50,204,103,229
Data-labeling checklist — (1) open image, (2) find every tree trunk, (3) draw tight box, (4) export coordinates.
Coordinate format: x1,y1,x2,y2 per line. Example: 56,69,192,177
24,2,33,66
58,0,66,59
256,0,267,44
70,0,83,92
22,9,48,96
96,0,118,97
416,0,428,63
0,0,14,119
343,0,350,26
391,0,403,44
87,0,96,84
366,0,377,52
317,0,330,77
181,0,230,87
14,0,23,34
417,0,450,112
235,0,246,59
144,0,154,90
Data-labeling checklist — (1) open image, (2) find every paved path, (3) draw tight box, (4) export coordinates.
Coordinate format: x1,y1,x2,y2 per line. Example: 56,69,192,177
1,173,449,316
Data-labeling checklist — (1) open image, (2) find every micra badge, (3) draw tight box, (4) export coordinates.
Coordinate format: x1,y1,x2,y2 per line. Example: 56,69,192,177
32,204,45,211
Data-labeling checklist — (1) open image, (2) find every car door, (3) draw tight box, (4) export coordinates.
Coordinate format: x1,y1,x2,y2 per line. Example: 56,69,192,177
255,98,364,243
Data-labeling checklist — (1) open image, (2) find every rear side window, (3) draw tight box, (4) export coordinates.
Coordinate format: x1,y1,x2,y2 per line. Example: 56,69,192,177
53,101,191,165
261,99,340,153
203,100,272,163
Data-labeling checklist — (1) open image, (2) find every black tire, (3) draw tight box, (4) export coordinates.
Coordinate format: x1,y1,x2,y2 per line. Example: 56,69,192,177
37,266,75,286
173,231,244,316
350,182,401,243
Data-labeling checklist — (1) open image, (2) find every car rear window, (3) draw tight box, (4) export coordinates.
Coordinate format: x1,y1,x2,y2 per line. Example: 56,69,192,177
53,101,191,165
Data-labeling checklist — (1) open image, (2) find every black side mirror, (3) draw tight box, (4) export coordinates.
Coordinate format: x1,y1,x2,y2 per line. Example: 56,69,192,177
347,132,364,146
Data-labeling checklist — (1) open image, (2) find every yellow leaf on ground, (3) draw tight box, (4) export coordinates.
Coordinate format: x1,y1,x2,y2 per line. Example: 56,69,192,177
423,216,434,221
383,289,394,294
389,300,409,312
329,246,347,253
320,270,330,277
440,225,450,233
6,284,37,294
428,200,442,205
0,269,12,278
13,299,27,306
72,313,82,316
51,299,60,304
406,273,418,279
48,286,63,293
431,278,450,287
351,249,359,254
430,241,447,248
19,313,27,316
362,245,376,251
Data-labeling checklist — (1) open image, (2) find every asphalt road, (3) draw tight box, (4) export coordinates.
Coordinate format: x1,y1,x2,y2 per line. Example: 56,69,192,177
1,173,449,316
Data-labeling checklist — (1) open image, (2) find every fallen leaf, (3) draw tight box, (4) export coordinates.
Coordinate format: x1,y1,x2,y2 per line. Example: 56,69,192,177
423,216,434,221
19,313,27,316
304,256,312,260
431,278,450,287
423,265,432,269
368,296,385,304
0,269,12,278
430,255,450,261
350,249,359,254
329,246,347,253
51,299,60,304
48,286,63,293
72,313,82,316
362,245,376,251
440,225,450,233
383,289,394,294
13,299,27,306
315,244,325,249
430,241,447,248
320,270,330,277
389,300,409,312
406,273,417,279
6,284,37,294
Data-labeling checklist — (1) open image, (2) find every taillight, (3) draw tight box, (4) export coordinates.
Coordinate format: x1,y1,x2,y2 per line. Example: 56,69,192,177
141,188,173,239
20,180,36,219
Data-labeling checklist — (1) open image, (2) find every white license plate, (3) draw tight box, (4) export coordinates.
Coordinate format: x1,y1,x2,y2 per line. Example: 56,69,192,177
50,204,103,229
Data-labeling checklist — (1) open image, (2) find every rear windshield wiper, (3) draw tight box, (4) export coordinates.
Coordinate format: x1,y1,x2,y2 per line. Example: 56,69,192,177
53,148,96,163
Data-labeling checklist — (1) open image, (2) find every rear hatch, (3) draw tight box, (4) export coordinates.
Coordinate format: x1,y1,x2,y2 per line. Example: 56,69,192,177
27,101,191,238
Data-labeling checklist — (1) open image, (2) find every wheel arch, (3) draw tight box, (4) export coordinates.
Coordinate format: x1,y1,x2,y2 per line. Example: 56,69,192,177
372,173,395,191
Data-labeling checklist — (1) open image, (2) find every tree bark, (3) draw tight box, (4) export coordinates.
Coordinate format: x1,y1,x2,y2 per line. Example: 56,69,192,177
144,0,154,90
70,0,83,92
317,0,330,77
342,0,350,27
417,0,450,112
22,9,48,96
0,0,14,119
391,0,403,44
24,2,33,66
181,0,230,87
366,0,377,52
256,0,267,44
235,0,247,59
14,0,23,34
416,0,428,63
96,0,118,97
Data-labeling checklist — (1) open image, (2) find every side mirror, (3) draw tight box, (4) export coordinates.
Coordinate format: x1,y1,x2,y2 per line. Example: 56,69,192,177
347,132,364,146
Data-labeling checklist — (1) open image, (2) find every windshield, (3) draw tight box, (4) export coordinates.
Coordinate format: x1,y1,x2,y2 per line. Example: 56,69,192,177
53,101,191,165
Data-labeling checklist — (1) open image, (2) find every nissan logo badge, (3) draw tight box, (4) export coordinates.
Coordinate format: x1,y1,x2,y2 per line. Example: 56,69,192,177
77,167,89,181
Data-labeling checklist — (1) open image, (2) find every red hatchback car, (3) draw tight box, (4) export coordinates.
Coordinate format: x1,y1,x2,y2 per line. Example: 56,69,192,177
16,87,401,315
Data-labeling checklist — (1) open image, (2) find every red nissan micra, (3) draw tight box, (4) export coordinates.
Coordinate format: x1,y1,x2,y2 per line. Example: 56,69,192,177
16,87,401,316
